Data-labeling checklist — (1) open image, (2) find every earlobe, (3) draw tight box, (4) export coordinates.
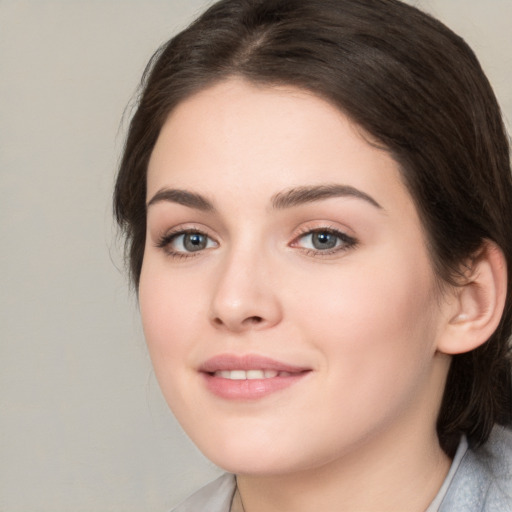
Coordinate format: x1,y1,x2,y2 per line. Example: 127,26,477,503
437,240,507,355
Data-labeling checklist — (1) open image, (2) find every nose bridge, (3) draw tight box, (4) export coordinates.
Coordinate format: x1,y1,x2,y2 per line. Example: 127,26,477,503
210,236,282,332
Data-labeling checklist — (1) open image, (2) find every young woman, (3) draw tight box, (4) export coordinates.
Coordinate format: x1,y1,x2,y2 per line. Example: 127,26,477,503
114,0,512,510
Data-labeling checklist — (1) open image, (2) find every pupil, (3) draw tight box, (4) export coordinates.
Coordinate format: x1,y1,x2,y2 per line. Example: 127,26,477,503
312,231,337,250
184,233,206,251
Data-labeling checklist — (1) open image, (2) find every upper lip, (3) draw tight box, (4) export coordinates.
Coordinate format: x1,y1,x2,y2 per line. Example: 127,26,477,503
199,354,309,374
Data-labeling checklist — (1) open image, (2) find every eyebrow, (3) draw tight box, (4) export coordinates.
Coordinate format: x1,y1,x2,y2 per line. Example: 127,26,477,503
271,184,382,210
147,188,215,212
146,183,382,212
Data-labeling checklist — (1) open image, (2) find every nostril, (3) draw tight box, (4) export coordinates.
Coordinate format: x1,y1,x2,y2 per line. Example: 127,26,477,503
246,316,263,324
211,314,269,330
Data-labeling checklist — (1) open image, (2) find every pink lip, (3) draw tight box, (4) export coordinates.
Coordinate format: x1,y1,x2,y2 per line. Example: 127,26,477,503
199,354,311,400
200,354,307,373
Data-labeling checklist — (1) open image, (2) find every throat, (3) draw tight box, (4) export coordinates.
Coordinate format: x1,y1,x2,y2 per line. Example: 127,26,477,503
233,435,451,512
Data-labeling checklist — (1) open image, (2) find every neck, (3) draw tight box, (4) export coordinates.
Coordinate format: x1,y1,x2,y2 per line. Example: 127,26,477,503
236,427,450,512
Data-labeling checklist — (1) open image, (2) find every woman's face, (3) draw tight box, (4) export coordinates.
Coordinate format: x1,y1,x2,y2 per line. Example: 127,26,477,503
140,79,452,475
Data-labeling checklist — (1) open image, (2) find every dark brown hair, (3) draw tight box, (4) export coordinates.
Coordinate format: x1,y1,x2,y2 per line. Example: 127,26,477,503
114,0,512,455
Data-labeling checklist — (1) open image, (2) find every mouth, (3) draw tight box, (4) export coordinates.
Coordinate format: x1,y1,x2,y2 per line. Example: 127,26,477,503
199,354,311,400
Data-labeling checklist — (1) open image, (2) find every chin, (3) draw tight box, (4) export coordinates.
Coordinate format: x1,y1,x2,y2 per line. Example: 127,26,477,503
190,431,298,475
209,454,298,476
194,430,333,477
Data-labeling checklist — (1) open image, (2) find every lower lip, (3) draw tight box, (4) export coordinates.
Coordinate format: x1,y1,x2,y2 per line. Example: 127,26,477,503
202,372,309,400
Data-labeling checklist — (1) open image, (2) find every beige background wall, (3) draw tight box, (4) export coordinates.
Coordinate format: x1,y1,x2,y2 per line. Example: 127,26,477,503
1,1,510,511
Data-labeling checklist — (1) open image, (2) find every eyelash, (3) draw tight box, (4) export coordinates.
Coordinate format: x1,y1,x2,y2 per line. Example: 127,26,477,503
155,226,358,259
156,227,217,259
292,227,358,257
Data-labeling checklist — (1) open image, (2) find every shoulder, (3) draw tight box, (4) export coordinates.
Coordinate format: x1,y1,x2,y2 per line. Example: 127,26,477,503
440,426,512,511
170,473,236,512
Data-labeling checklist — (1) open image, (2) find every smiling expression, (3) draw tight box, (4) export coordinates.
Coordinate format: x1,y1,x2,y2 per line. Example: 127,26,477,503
139,79,452,475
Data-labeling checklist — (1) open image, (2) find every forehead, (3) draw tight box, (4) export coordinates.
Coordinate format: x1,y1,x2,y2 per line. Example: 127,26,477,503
147,78,411,215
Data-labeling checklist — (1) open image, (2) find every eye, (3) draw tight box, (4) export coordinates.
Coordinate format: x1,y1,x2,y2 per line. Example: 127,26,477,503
157,229,217,256
293,228,357,254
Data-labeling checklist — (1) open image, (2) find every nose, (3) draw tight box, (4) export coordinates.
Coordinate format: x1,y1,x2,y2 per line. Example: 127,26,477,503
209,247,283,333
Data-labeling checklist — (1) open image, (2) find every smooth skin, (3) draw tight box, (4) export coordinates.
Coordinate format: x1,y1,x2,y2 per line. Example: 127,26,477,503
139,79,506,512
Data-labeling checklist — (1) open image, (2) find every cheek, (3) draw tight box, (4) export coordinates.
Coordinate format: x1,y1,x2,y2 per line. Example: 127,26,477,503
290,268,439,449
295,250,438,387
139,261,199,367
138,262,209,423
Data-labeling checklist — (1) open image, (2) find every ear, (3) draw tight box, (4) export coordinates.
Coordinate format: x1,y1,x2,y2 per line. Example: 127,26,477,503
437,240,507,355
